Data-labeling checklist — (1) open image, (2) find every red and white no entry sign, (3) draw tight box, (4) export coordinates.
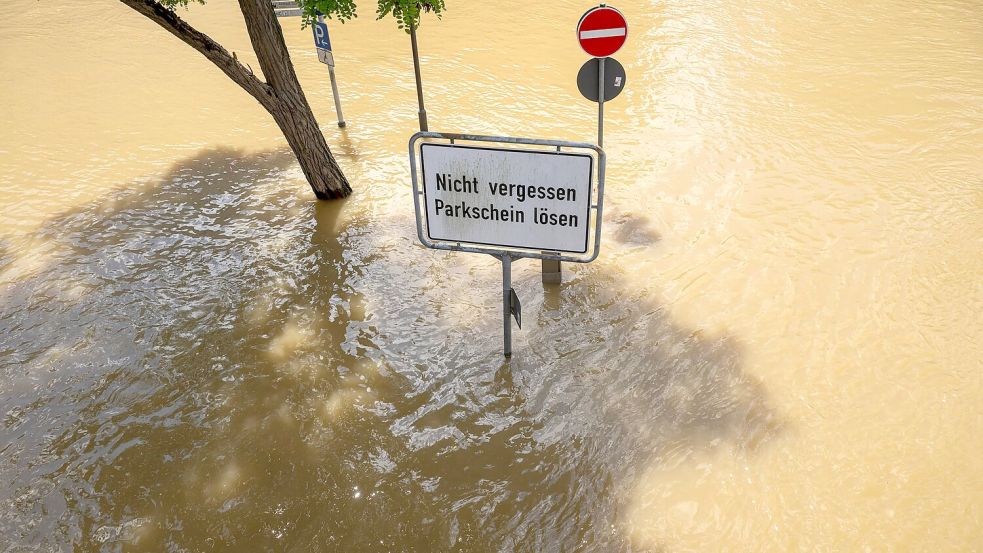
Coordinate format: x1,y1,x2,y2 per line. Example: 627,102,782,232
577,5,628,58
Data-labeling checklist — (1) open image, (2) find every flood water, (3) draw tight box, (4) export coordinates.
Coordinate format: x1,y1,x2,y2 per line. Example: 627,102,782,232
1,1,981,551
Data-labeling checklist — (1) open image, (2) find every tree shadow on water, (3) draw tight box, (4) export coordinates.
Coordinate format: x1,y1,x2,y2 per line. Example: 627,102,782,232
282,214,787,552
0,147,373,551
0,146,784,553
396,274,780,552
0,239,11,276
514,269,781,550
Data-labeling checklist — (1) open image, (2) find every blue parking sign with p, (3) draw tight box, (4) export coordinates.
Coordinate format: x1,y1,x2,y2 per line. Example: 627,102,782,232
313,21,331,51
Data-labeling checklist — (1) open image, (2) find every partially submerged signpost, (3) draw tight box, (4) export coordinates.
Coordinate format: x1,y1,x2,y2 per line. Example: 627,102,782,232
274,1,346,127
409,5,627,356
577,4,628,147
312,14,346,127
409,133,606,356
548,5,629,285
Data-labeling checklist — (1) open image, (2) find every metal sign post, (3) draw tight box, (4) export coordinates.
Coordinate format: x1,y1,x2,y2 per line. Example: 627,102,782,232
598,57,605,147
560,5,626,284
502,254,513,356
577,4,629,148
314,15,346,128
409,132,605,356
410,25,429,132
577,56,627,147
273,2,347,127
401,7,627,356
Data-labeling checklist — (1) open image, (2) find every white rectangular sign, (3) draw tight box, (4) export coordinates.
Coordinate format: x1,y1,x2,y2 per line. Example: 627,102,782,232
274,8,303,17
316,48,334,66
420,144,594,254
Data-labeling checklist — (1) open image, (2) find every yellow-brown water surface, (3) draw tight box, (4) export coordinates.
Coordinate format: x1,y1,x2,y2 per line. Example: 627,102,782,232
1,1,981,551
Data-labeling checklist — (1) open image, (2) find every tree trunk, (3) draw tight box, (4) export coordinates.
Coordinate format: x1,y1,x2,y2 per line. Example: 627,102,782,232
268,101,351,199
118,0,352,199
238,0,351,199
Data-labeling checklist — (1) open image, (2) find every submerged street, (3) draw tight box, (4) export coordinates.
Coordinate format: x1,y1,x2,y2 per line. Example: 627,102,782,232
0,0,981,550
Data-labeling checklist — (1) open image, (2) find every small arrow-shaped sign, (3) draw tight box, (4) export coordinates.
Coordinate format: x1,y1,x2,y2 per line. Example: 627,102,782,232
509,288,521,328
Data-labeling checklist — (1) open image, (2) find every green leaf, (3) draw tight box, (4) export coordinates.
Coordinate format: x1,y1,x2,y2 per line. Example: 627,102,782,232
165,0,447,32
158,0,205,9
303,0,359,24
375,0,445,32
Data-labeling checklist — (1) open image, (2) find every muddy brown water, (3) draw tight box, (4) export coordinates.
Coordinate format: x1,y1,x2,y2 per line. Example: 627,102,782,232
1,1,981,551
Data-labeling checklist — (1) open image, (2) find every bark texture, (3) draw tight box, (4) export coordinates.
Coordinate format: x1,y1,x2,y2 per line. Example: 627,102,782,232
119,0,352,199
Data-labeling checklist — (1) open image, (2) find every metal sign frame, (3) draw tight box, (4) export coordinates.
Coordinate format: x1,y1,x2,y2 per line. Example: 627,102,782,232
408,131,606,264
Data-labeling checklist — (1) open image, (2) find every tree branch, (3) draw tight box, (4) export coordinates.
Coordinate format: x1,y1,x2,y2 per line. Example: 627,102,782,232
118,0,277,110
237,0,301,95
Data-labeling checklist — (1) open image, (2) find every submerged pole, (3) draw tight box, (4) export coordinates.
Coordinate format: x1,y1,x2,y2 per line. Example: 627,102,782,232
410,24,429,131
502,254,512,357
317,14,345,128
327,65,346,128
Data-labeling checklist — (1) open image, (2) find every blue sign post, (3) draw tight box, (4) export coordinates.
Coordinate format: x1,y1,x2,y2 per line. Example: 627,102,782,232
313,15,345,128
270,2,345,126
